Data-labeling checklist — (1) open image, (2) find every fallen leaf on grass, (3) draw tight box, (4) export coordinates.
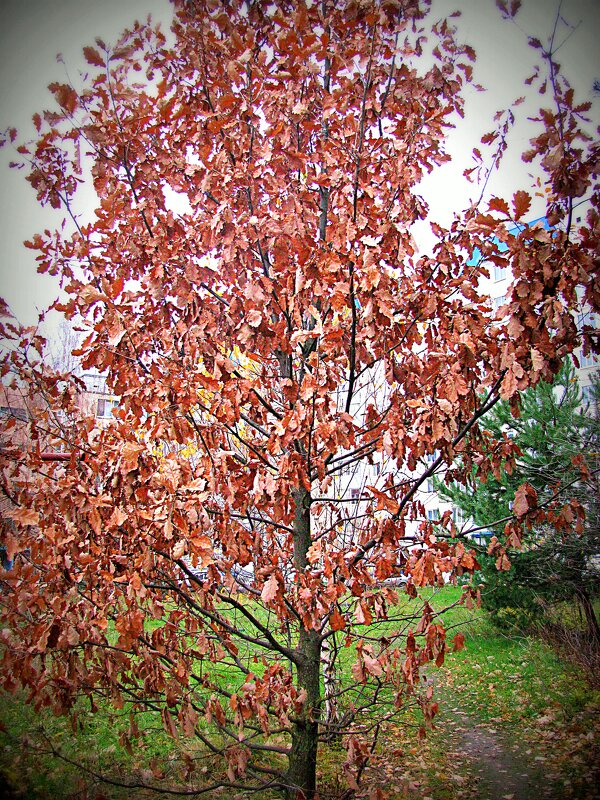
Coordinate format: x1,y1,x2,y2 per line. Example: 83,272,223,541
536,714,554,725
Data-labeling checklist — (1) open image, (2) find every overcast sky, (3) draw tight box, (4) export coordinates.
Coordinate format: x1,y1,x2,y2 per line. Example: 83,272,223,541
0,0,598,328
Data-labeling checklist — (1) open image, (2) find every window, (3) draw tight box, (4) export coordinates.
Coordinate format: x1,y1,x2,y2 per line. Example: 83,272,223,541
493,264,508,282
427,508,439,522
426,480,434,493
83,372,107,393
97,398,117,418
492,294,507,311
0,406,27,421
452,507,464,525
581,384,597,410
577,310,596,331
579,349,598,369
576,310,598,369
350,488,361,500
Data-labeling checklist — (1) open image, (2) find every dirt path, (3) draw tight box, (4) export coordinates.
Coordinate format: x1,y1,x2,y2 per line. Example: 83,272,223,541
362,703,547,799
446,709,541,800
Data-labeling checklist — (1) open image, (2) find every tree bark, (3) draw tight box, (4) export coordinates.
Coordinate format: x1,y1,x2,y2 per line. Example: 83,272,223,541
321,633,341,738
577,586,600,642
286,487,321,799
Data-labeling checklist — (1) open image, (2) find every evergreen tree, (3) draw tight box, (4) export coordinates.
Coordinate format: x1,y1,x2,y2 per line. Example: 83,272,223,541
439,361,600,637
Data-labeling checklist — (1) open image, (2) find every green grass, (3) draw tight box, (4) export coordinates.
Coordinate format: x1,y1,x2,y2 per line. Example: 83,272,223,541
1,585,598,799
374,586,600,799
0,690,179,798
436,607,595,723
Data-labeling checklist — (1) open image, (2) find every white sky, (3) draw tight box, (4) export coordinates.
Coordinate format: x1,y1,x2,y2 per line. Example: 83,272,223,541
0,0,171,328
0,0,598,328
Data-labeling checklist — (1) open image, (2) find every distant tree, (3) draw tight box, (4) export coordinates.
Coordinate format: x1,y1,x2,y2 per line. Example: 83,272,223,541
45,318,82,377
0,1,598,797
439,362,600,638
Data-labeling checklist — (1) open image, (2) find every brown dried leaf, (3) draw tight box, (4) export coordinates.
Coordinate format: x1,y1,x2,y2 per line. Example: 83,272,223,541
512,190,531,220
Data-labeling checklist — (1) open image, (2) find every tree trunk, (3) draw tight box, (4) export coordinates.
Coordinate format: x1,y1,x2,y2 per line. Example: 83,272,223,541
287,629,321,799
286,487,321,800
577,586,600,642
321,633,341,739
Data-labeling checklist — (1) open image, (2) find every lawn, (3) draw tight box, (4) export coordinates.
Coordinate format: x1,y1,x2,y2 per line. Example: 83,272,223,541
1,586,598,799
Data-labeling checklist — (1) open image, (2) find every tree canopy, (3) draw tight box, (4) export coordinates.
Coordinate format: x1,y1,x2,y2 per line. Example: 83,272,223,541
0,1,598,797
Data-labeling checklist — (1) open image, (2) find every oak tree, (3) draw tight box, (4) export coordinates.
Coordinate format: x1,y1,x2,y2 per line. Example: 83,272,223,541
1,1,598,797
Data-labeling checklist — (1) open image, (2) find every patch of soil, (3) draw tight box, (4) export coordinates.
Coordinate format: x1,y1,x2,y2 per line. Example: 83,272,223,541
449,712,540,800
